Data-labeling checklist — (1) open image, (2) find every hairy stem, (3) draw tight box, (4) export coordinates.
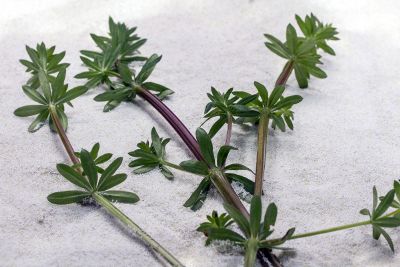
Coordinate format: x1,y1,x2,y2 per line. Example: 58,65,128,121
275,60,294,87
225,114,233,146
254,112,270,196
93,192,185,267
49,106,80,166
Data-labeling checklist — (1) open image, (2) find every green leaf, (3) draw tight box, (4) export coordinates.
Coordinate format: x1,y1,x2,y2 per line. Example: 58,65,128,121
180,160,209,176
195,128,215,166
101,190,140,204
224,164,254,174
14,105,47,117
183,177,211,210
254,81,268,104
56,86,88,104
80,149,98,188
264,202,278,228
142,82,174,100
286,24,297,53
207,228,245,245
56,164,91,190
160,165,174,180
225,173,255,194
394,181,400,201
90,143,100,158
373,217,400,228
28,110,49,132
22,85,47,104
294,65,308,89
224,203,251,237
374,190,395,219
209,117,226,138
98,173,127,191
38,70,52,101
268,85,285,106
118,63,133,84
97,157,124,190
250,196,262,236
47,191,90,205
373,225,395,252
135,54,162,84
217,145,237,167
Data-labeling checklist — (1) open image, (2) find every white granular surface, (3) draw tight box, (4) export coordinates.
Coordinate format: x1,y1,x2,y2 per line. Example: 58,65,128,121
1,0,400,266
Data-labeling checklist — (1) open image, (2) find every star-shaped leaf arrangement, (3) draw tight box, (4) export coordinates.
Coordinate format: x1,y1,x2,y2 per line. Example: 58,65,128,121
180,128,255,211
76,17,147,88
74,143,112,174
20,43,70,89
197,211,234,245
295,13,339,55
202,87,258,138
48,148,139,205
14,50,88,132
205,196,295,267
265,24,325,88
128,127,174,180
359,181,400,252
236,82,303,132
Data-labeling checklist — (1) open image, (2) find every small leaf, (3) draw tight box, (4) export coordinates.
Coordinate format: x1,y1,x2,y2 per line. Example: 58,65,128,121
14,105,48,117
374,190,395,219
249,196,262,236
180,160,209,176
183,177,211,210
373,226,395,252
217,145,237,167
47,191,90,205
254,81,268,104
196,128,215,166
118,63,133,84
56,164,91,190
101,190,140,204
223,203,251,237
97,157,123,190
135,54,162,84
80,149,98,188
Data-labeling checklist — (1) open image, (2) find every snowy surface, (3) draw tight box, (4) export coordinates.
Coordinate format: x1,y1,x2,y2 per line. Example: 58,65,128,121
1,0,400,266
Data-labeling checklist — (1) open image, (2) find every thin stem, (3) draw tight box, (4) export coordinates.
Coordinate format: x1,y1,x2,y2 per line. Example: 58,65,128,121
270,209,400,242
135,85,277,267
254,112,270,196
225,114,233,146
49,107,80,166
275,60,294,87
93,192,185,267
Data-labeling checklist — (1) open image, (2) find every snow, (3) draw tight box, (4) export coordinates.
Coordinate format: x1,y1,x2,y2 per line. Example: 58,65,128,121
1,0,400,266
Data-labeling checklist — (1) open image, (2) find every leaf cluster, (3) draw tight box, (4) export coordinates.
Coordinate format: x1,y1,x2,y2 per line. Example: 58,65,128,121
203,87,258,138
197,211,234,244
180,128,255,210
235,82,303,132
205,196,295,266
128,127,174,180
76,18,173,112
15,45,88,132
265,13,338,88
359,181,400,252
48,148,139,205
74,143,112,174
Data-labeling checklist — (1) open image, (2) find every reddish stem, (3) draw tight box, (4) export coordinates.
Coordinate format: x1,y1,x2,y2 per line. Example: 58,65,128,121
275,60,294,87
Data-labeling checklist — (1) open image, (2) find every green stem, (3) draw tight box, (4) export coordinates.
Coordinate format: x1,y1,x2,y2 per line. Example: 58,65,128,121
49,106,80,166
271,209,400,242
93,192,185,267
245,238,259,267
254,112,270,196
275,60,294,87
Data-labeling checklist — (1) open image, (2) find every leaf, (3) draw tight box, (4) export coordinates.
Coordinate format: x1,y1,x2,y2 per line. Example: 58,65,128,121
47,191,90,205
142,82,174,100
254,81,268,104
286,24,297,53
207,228,245,245
28,110,49,132
14,105,47,117
180,160,209,176
160,165,174,180
183,177,211,210
224,163,255,174
97,157,124,190
294,65,308,89
217,145,237,167
118,63,133,84
196,128,215,166
268,85,285,106
394,181,400,201
56,86,88,104
98,173,127,191
373,190,395,219
38,70,52,101
373,225,395,252
56,164,91,190
223,203,251,237
225,173,255,194
135,54,162,84
373,217,400,228
209,117,226,138
359,208,371,217
264,202,278,229
264,34,291,59
80,149,98,188
22,85,47,104
101,190,140,204
249,196,262,236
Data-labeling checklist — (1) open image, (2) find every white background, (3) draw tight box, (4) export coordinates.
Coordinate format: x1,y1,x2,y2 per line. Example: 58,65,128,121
1,0,400,266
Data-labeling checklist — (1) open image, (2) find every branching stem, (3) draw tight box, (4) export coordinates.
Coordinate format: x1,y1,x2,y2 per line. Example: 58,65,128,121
93,192,185,267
